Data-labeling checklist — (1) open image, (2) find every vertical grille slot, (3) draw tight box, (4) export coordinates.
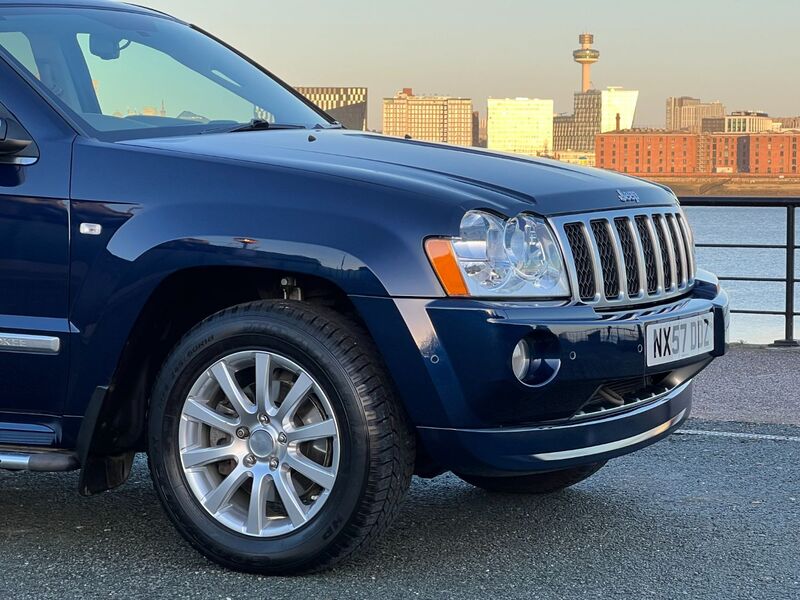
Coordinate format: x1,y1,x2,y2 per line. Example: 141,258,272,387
590,220,620,299
653,215,674,291
634,216,658,294
666,214,686,286
676,214,695,282
614,217,641,295
564,223,596,301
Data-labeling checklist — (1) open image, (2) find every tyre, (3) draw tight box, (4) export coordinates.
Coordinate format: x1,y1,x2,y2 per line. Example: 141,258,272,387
456,462,606,494
148,300,414,574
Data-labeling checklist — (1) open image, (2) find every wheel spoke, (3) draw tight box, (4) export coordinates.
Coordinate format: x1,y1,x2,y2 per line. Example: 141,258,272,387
254,352,273,415
286,419,337,444
276,372,313,424
246,470,270,535
285,451,336,489
183,398,239,435
273,471,307,527
210,361,255,418
202,464,250,515
181,443,238,469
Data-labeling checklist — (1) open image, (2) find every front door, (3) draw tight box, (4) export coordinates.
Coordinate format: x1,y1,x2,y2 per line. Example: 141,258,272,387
0,39,74,447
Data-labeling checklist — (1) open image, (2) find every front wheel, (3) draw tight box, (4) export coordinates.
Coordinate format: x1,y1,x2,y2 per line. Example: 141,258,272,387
148,300,414,574
456,462,606,494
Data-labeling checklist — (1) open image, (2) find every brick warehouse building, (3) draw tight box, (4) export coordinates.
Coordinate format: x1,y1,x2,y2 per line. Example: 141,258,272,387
596,130,800,177
745,133,799,175
595,130,699,176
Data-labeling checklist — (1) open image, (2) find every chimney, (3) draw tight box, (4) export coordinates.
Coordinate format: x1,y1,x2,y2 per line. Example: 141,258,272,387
616,112,621,131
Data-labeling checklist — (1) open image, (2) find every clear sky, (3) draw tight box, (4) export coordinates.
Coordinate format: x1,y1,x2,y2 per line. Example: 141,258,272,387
145,0,800,130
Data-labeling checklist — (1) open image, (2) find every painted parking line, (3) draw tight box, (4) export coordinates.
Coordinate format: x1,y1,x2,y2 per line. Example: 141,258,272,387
677,429,800,442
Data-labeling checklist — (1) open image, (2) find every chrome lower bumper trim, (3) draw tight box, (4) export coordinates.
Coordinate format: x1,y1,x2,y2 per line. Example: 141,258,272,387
532,408,687,461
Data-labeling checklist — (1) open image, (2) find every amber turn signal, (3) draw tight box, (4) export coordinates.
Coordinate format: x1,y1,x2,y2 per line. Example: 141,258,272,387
424,238,469,296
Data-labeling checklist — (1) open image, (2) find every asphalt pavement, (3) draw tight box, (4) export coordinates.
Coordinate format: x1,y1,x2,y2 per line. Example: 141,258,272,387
1,346,798,600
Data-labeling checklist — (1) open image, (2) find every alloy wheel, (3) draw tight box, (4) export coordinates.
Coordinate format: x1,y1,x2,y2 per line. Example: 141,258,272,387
178,350,340,537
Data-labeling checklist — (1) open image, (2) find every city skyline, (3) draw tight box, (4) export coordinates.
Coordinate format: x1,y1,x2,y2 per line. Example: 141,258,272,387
145,0,800,129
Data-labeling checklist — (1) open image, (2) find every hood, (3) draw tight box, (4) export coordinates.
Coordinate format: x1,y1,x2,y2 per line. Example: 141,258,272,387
122,129,677,215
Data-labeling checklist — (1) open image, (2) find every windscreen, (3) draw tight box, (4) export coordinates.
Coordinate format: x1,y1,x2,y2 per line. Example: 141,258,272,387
0,7,332,140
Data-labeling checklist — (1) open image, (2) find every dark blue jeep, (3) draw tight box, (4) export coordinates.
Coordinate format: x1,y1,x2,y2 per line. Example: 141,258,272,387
0,0,728,574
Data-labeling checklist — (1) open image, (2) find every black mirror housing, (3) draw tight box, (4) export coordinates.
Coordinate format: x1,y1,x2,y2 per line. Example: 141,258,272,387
89,34,122,60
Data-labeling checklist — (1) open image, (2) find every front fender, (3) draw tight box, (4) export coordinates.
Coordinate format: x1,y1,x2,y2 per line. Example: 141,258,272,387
65,199,394,418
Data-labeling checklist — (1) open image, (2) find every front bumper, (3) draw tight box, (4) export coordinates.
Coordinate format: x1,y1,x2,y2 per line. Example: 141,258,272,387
417,380,691,475
352,272,729,474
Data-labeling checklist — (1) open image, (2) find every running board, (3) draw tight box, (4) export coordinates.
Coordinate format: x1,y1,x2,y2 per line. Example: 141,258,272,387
0,450,80,472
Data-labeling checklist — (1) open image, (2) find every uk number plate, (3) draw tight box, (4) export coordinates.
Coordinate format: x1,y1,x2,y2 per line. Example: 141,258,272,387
646,312,715,367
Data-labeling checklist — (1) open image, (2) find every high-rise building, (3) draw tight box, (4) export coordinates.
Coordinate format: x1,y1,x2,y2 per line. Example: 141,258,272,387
382,88,473,146
554,87,638,152
665,97,725,132
681,101,725,133
666,96,700,130
487,98,554,156
295,86,368,130
478,116,488,148
725,111,776,133
600,87,639,133
554,91,601,152
472,111,481,147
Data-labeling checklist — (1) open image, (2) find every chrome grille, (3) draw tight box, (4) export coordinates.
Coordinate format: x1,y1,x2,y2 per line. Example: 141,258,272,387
553,207,696,308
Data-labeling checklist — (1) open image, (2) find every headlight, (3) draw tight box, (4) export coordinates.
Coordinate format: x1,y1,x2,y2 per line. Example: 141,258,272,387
425,210,570,298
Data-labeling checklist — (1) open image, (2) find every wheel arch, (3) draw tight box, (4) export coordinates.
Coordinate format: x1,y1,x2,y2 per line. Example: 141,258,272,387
75,263,371,495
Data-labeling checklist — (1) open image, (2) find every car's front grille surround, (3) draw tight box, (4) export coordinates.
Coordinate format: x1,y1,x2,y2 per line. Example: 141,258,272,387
552,207,696,308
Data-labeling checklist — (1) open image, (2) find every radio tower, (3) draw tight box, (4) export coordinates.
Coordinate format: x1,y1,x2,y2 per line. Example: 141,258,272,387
573,33,600,93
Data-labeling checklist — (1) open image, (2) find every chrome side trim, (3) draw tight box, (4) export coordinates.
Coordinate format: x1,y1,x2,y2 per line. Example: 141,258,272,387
0,156,38,166
532,408,687,461
0,333,60,354
0,453,31,470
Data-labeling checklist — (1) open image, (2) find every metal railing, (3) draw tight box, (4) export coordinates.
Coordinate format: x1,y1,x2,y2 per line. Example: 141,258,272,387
679,196,799,347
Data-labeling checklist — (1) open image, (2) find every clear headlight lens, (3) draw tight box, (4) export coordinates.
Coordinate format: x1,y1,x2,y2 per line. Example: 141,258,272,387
503,215,565,289
427,210,571,298
454,211,513,291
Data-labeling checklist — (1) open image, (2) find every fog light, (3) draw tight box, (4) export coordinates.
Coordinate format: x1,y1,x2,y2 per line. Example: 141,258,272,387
511,340,531,382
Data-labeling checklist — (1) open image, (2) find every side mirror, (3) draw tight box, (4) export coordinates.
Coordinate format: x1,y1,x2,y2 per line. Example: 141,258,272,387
0,118,7,141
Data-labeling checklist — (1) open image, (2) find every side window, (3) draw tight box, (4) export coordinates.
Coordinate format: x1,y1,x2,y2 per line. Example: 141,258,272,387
0,32,39,78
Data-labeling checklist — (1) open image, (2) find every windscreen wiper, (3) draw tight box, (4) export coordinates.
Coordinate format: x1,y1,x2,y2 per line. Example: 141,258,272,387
202,119,308,134
230,119,308,132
